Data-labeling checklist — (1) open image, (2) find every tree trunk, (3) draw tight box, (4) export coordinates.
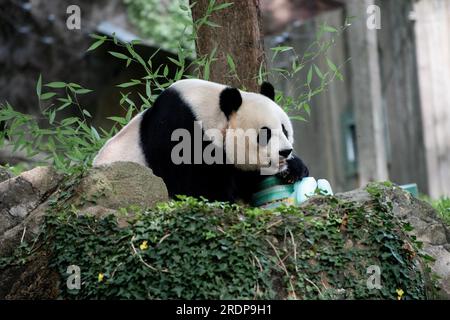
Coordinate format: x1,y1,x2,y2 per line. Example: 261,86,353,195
190,0,266,91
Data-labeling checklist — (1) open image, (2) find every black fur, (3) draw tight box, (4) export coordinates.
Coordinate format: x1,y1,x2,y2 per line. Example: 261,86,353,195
260,82,275,101
282,124,288,138
277,155,309,184
219,87,242,118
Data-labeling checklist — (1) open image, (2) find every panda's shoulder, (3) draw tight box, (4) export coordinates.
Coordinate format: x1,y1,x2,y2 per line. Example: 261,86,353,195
169,79,227,93
167,79,227,115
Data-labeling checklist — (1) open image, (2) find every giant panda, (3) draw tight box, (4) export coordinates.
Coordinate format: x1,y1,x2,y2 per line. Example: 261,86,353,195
93,79,309,203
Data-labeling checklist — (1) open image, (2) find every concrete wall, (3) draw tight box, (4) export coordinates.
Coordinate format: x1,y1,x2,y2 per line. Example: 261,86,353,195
265,0,439,195
377,0,429,193
266,8,357,193
414,0,450,197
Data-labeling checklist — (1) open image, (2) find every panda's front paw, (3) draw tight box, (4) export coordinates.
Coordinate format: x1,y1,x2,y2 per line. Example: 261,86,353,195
277,155,309,184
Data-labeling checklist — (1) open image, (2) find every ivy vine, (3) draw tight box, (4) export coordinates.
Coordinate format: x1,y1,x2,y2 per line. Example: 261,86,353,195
1,176,433,299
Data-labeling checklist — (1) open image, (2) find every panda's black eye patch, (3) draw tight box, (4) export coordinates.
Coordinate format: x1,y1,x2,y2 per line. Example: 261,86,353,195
282,124,288,138
257,127,272,146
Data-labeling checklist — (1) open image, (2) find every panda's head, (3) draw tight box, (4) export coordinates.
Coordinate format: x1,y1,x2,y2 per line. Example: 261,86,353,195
220,82,294,174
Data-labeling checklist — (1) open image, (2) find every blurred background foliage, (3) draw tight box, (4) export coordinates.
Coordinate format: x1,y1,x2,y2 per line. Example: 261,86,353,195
123,0,194,51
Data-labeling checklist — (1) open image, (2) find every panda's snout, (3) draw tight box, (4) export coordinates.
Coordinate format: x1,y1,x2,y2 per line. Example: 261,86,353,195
279,148,293,159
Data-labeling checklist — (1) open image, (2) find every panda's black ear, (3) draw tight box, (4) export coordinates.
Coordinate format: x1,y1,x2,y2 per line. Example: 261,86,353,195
220,87,242,118
260,82,275,101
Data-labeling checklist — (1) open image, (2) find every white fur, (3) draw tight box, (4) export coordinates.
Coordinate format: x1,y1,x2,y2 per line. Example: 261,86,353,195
93,113,147,167
170,79,229,133
172,79,294,170
228,92,293,171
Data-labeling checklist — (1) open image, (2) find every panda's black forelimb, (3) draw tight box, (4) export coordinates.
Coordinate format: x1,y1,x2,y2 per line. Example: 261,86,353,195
277,154,309,184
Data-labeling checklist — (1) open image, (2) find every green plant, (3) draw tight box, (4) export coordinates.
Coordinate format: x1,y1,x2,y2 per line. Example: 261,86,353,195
420,194,450,227
434,197,450,226
0,176,433,299
425,197,450,226
0,81,111,174
0,180,429,299
0,163,28,176
265,21,350,120
123,0,194,52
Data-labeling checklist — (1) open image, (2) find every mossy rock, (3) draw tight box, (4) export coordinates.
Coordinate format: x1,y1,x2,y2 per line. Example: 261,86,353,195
0,167,13,183
0,164,447,299
0,187,435,299
50,195,432,299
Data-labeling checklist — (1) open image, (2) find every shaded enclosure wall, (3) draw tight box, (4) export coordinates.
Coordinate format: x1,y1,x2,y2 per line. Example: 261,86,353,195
0,0,131,115
0,0,185,131
265,9,356,193
0,0,184,166
414,0,450,198
377,0,428,193
266,0,430,194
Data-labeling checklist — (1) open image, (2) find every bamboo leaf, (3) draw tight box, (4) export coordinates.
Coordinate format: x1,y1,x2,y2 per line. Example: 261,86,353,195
83,109,92,118
304,103,311,116
109,51,129,60
91,126,100,141
213,2,233,11
204,20,221,28
87,37,106,52
327,58,338,72
168,57,182,67
146,81,151,98
117,80,141,88
323,25,338,33
290,115,307,122
226,54,236,73
107,117,128,125
45,82,67,89
314,64,324,80
40,92,56,100
61,118,79,126
49,110,56,124
204,62,210,80
36,74,42,98
307,66,313,85
74,88,93,94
